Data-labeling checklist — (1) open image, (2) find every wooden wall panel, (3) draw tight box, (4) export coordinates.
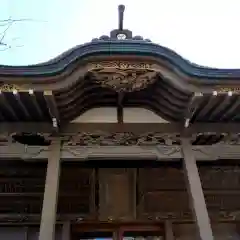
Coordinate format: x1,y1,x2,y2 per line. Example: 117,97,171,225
99,168,136,221
138,166,240,221
174,223,240,240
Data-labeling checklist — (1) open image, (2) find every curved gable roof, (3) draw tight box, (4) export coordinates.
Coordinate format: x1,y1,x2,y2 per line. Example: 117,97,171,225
1,40,240,80
1,3,240,81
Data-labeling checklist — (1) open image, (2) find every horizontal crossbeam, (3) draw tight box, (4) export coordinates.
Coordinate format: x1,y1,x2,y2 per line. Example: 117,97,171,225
0,122,240,135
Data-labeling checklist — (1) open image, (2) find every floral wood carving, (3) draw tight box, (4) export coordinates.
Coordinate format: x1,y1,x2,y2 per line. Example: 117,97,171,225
88,61,158,92
65,131,180,146
65,132,229,147
0,83,24,92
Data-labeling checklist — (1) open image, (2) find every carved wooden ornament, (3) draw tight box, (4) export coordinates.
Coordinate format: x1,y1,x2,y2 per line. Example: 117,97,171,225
0,83,24,92
88,61,158,92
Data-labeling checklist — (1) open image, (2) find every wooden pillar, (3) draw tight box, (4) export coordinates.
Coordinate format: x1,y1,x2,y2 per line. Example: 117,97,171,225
113,230,122,240
24,226,28,240
39,139,61,240
165,220,174,240
61,221,70,240
181,138,214,240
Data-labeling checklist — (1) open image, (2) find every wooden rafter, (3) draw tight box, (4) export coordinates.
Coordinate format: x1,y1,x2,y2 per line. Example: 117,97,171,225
0,92,18,120
12,92,32,120
208,95,232,121
44,90,60,129
194,94,218,121
28,92,45,120
219,96,240,121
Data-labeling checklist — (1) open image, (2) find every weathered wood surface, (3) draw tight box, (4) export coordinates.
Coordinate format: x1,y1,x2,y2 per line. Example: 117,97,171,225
138,166,240,221
174,223,240,240
98,168,136,221
0,161,95,222
0,161,239,223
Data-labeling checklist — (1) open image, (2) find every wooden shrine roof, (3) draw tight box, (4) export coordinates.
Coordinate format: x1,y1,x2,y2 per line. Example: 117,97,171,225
1,41,240,80
0,5,240,136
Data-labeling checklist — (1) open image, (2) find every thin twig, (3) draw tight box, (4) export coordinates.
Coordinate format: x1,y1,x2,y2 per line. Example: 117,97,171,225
0,18,34,23
0,21,14,45
0,46,10,51
0,17,45,51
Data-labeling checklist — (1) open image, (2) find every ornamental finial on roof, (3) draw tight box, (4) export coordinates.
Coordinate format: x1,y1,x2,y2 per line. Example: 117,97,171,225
118,5,125,31
109,4,132,40
93,5,151,42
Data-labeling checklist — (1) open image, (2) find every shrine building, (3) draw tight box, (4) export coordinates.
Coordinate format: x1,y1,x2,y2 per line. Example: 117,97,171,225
1,5,240,240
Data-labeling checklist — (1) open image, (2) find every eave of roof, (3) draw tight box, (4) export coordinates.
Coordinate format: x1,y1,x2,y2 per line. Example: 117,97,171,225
1,40,240,80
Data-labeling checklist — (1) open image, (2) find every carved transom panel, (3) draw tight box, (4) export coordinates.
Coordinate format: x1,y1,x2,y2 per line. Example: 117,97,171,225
88,61,158,92
65,131,180,146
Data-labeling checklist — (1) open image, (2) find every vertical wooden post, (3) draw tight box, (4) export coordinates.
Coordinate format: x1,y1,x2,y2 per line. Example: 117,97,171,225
165,220,174,240
113,231,118,240
39,139,61,240
181,138,214,240
24,226,28,240
113,230,122,240
61,221,70,240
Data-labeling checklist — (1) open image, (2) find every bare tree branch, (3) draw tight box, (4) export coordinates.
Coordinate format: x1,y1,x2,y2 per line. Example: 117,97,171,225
0,46,10,52
0,20,14,45
0,17,43,51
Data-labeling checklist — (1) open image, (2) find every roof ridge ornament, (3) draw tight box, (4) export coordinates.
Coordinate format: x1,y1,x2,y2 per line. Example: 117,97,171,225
92,5,151,42
118,4,125,31
110,4,132,40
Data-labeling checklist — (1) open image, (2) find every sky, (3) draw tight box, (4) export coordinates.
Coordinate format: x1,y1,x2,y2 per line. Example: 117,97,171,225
1,0,240,68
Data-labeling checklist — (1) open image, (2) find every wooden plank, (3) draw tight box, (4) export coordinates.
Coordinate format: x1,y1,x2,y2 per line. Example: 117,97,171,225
0,122,240,135
98,169,135,221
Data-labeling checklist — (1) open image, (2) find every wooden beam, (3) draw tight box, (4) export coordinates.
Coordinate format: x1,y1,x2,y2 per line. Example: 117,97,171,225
0,122,52,134
146,189,240,195
181,138,214,240
39,139,61,240
2,143,240,161
0,122,240,135
61,122,240,135
0,214,90,224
